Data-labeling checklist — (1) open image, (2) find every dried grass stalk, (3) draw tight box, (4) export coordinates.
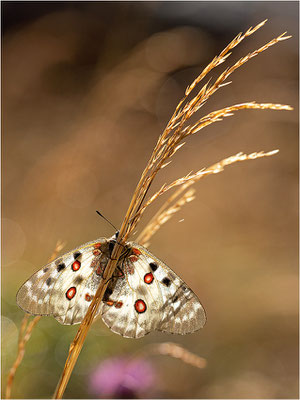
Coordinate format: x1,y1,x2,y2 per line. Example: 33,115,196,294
54,21,292,399
5,316,41,399
53,241,125,399
5,241,66,399
126,36,291,232
135,342,206,369
150,342,207,369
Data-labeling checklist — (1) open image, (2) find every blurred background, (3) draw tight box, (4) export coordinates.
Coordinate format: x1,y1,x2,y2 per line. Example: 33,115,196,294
2,2,298,399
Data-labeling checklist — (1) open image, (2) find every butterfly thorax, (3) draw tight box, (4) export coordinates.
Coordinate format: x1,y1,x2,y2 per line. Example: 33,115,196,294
100,237,132,261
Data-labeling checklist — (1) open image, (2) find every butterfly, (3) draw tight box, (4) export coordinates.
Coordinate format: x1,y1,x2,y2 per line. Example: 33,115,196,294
16,234,206,338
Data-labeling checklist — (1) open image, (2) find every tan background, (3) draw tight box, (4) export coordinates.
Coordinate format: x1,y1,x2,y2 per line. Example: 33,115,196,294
2,2,298,399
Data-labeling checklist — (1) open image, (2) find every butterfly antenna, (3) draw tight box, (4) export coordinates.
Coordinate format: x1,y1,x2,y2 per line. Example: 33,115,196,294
96,211,118,232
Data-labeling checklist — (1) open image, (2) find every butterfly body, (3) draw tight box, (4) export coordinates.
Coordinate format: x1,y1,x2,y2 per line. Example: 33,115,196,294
17,236,206,338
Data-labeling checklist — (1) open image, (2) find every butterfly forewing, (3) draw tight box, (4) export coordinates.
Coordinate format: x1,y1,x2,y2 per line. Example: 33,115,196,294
134,245,206,335
16,238,107,324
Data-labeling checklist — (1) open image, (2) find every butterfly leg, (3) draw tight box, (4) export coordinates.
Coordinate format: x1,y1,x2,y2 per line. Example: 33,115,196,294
103,265,124,285
116,265,125,278
103,275,115,284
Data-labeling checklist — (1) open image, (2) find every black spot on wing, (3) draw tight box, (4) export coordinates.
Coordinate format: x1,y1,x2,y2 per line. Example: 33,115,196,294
74,276,84,284
73,251,81,259
57,263,66,272
172,295,179,303
137,285,147,295
162,277,171,287
43,267,49,273
46,278,52,286
149,262,158,272
168,272,176,280
160,287,190,314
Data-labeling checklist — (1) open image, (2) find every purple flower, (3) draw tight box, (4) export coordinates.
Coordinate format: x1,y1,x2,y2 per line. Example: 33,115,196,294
89,357,156,399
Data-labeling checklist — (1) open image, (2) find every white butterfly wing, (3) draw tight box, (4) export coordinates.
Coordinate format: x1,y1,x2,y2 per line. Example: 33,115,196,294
101,243,206,338
16,238,107,325
17,238,206,337
100,277,152,338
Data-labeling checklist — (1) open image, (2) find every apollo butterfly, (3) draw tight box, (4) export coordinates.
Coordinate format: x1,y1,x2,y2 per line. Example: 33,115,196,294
16,234,206,338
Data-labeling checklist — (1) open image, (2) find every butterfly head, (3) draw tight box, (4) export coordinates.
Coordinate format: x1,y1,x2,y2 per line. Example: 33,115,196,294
108,238,116,254
108,231,126,256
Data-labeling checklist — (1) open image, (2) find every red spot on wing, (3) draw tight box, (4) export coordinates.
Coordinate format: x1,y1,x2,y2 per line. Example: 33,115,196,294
66,287,76,300
125,262,135,275
93,249,101,256
135,299,147,314
85,293,92,302
96,266,103,275
72,260,81,271
128,255,138,263
132,248,141,256
94,242,102,249
115,301,123,309
106,300,114,306
144,272,154,284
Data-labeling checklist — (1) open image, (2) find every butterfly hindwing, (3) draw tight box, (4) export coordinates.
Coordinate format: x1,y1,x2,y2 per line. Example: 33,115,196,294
100,243,206,338
101,253,162,338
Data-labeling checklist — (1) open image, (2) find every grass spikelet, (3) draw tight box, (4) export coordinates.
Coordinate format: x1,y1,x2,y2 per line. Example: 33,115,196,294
184,19,268,97
186,102,293,136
